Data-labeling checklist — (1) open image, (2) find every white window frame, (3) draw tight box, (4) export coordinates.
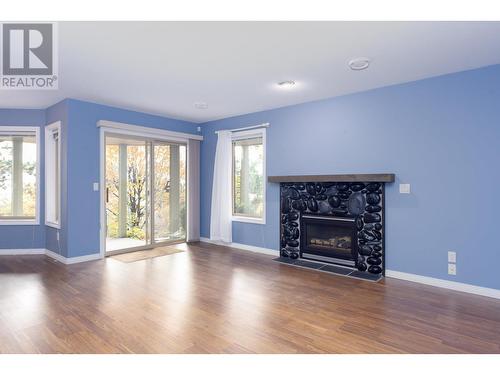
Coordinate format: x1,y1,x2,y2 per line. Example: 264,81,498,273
231,128,266,225
0,126,40,225
45,121,61,229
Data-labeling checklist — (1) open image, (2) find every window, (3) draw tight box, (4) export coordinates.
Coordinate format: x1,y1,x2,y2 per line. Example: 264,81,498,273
0,127,39,224
232,128,266,224
45,122,61,228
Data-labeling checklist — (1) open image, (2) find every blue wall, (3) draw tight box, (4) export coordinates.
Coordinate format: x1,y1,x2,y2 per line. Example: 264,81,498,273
65,99,199,257
200,64,500,290
0,100,199,257
0,109,46,250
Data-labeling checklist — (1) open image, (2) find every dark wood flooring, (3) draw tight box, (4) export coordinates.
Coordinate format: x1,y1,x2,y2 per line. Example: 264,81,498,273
1,242,499,353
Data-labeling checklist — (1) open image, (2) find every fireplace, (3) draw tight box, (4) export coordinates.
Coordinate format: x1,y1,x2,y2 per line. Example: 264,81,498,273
300,215,358,267
274,174,395,276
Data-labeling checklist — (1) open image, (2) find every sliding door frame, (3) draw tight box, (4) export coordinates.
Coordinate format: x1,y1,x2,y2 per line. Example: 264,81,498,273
98,121,202,258
150,140,187,247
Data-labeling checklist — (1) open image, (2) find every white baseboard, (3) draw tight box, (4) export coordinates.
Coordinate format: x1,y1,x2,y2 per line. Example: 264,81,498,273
0,248,102,265
0,248,46,255
45,250,102,264
65,253,102,264
200,237,278,257
44,250,69,263
386,270,500,300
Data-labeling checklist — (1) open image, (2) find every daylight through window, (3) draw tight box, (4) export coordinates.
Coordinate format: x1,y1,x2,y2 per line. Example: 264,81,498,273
0,130,38,221
45,122,61,227
232,130,265,221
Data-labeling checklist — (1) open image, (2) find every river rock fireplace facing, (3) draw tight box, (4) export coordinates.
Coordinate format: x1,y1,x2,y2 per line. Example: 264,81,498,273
270,174,395,276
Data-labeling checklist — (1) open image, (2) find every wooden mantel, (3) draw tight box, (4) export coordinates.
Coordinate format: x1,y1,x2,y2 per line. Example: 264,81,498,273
268,173,395,183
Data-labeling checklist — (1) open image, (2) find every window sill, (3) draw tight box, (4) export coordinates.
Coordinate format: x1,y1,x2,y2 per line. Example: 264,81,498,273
232,216,266,225
0,219,39,226
45,221,61,229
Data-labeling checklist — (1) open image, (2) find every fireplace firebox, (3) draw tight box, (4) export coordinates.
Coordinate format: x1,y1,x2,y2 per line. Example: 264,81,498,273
300,215,358,267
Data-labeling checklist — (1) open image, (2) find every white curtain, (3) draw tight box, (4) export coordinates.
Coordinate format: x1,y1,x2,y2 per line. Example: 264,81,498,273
210,130,232,243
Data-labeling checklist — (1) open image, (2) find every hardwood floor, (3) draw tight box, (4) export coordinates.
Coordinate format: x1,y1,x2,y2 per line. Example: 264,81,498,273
1,242,499,353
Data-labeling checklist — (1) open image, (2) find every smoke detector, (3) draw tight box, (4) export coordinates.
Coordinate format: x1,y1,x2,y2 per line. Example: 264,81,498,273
348,58,371,71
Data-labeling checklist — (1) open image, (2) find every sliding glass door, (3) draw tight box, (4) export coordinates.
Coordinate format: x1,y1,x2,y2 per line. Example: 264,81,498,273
152,142,187,244
105,134,186,254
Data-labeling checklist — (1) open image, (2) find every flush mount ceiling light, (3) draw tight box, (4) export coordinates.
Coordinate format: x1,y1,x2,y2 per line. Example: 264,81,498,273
276,80,296,89
194,102,208,109
348,57,371,71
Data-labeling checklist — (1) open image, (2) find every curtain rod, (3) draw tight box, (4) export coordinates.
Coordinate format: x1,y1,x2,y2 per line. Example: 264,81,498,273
214,122,269,134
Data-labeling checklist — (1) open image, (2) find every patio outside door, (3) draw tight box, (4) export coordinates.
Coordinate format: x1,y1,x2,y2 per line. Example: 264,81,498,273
105,134,186,254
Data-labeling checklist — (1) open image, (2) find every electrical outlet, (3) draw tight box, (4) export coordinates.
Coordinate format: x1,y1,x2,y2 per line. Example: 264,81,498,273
197,126,201,132
56,231,60,241
93,182,99,191
448,251,456,263
399,183,411,194
448,263,456,275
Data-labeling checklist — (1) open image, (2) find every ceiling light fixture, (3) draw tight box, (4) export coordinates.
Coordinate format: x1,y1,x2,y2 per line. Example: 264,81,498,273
348,57,371,71
277,80,296,88
194,102,208,109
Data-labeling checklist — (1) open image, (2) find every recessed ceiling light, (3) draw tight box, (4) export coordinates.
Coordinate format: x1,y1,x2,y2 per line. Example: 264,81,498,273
348,57,371,71
194,102,208,109
277,80,296,88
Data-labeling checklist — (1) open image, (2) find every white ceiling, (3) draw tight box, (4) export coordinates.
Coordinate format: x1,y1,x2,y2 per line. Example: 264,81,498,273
2,21,500,123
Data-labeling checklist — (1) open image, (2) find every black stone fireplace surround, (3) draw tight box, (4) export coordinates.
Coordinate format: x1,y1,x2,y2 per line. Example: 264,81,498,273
271,174,395,276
